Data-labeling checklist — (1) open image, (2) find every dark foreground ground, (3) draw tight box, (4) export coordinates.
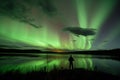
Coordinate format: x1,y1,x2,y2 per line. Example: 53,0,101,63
0,68,120,80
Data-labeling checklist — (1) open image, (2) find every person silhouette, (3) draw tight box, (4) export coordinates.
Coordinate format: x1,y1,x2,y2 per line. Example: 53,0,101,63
68,55,74,69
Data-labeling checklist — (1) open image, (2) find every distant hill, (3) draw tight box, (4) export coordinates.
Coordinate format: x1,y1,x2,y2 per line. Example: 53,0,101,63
0,48,120,56
71,49,120,56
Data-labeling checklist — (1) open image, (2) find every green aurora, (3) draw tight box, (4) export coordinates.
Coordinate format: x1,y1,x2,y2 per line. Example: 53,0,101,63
0,0,119,51
0,0,120,74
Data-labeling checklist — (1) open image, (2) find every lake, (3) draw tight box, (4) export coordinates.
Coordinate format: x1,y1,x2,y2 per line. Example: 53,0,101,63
0,53,120,76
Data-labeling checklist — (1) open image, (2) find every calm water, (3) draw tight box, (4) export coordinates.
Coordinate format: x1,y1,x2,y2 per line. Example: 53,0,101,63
0,53,120,76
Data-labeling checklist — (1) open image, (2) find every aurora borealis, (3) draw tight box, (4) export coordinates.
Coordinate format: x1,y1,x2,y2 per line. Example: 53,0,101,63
0,0,120,76
0,0,120,51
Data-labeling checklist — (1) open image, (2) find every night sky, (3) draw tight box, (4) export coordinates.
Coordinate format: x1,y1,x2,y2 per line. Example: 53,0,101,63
0,0,120,51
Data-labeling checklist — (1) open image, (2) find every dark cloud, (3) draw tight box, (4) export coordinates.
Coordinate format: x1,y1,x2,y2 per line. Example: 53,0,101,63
63,27,96,36
20,19,41,28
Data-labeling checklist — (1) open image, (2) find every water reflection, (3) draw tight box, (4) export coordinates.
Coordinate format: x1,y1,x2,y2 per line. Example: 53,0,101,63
0,53,120,76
